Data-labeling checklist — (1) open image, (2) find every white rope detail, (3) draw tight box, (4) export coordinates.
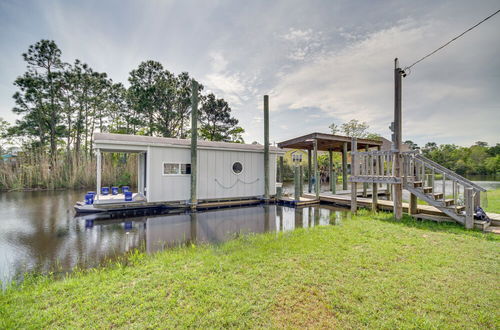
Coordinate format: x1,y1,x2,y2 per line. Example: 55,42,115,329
214,178,260,189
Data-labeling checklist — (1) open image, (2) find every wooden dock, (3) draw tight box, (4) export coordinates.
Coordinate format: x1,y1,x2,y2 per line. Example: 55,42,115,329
303,192,500,231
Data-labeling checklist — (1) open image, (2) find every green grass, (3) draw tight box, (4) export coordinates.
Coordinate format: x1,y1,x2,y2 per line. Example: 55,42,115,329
1,210,499,328
414,188,500,214
486,189,500,213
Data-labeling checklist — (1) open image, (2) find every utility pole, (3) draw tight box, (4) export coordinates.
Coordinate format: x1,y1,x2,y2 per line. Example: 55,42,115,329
393,58,403,220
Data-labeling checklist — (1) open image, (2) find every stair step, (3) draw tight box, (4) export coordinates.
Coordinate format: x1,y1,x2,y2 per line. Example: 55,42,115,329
431,192,443,199
413,181,423,187
474,220,491,231
422,186,433,193
438,198,454,207
446,205,465,212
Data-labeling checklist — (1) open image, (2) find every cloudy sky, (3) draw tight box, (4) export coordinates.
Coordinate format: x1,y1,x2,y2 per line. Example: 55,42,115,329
0,0,499,147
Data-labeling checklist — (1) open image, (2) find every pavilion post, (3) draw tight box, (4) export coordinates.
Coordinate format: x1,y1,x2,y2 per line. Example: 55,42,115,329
313,139,319,199
342,142,348,190
308,149,312,193
294,165,300,201
96,148,101,200
299,165,303,197
328,149,335,193
190,80,199,209
350,138,358,213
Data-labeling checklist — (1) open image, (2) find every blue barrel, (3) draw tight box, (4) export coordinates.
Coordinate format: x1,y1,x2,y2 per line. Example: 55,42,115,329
124,221,133,230
101,187,109,195
84,193,94,205
124,191,133,201
121,186,130,193
111,186,119,195
87,191,96,196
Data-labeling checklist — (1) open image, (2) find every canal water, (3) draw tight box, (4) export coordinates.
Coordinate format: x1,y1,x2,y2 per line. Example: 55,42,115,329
0,190,349,287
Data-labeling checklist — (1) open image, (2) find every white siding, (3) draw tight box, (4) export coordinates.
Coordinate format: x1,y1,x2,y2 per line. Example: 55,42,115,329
148,146,191,202
147,145,279,202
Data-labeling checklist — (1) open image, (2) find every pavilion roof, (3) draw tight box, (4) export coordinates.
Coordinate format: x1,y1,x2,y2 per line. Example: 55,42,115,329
277,132,382,152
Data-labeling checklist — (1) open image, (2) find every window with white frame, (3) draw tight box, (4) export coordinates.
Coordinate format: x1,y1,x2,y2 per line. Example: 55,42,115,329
163,163,191,175
292,153,302,163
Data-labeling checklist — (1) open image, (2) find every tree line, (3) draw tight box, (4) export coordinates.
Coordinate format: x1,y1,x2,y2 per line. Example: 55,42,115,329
2,39,244,164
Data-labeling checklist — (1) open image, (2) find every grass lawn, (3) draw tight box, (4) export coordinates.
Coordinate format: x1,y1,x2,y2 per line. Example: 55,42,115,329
414,188,500,214
1,210,499,328
486,189,500,214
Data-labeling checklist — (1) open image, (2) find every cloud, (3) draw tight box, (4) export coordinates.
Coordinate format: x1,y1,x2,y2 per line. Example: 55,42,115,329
270,16,500,145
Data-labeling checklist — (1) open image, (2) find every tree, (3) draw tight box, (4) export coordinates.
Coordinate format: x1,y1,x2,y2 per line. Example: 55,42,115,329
340,119,369,138
475,141,488,147
11,40,66,162
329,123,339,135
199,93,245,142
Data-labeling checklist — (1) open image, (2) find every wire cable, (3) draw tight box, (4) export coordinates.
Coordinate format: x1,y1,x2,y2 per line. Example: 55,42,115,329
404,9,500,72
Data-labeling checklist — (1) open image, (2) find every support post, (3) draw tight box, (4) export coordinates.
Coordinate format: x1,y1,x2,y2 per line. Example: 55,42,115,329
465,188,474,229
409,193,418,216
342,142,348,190
96,148,101,200
372,183,378,212
351,138,358,213
363,145,369,197
299,165,303,197
190,80,199,209
308,149,312,193
277,156,284,200
313,139,319,199
393,58,403,220
264,95,270,201
294,165,300,201
329,149,335,193
474,191,480,208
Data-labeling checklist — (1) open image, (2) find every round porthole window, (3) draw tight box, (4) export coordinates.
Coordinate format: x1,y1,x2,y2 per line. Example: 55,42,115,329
232,162,243,174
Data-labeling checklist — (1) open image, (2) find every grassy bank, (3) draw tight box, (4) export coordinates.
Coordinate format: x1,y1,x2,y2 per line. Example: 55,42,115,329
1,211,499,328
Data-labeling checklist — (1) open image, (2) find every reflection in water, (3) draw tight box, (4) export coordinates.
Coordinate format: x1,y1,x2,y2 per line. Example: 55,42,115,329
0,189,349,286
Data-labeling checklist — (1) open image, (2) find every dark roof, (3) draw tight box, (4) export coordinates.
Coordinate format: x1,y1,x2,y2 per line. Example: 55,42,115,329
277,132,383,151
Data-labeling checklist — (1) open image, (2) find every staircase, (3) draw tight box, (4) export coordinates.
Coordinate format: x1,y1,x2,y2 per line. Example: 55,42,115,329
401,153,487,228
350,147,488,229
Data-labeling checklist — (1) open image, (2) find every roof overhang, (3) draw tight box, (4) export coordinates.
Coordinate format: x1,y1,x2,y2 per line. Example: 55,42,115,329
277,132,382,152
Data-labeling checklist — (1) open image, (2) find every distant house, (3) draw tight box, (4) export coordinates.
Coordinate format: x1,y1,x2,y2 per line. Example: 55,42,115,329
379,137,411,152
283,149,308,166
1,154,17,164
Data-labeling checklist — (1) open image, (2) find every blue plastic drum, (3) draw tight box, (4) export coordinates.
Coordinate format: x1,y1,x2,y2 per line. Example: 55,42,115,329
101,187,109,195
111,186,119,195
122,186,130,193
124,191,133,201
84,193,94,205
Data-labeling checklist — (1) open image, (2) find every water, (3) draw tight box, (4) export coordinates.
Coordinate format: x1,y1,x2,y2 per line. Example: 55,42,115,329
0,190,349,286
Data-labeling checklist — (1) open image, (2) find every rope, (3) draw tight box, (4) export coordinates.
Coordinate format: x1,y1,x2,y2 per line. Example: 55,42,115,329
214,178,260,189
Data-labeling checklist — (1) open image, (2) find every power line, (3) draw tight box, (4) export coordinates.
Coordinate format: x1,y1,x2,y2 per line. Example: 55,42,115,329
404,9,500,72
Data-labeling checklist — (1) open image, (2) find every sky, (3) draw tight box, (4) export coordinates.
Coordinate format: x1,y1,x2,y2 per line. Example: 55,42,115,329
0,0,499,147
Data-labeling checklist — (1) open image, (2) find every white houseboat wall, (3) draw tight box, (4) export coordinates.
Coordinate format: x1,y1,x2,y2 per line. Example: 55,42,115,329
92,132,282,205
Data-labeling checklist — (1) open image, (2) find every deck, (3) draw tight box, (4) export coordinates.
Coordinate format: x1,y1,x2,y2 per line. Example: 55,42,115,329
302,192,500,231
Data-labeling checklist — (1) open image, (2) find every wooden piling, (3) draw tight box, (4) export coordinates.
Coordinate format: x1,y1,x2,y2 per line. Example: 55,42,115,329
393,58,403,220
342,142,348,190
351,138,358,213
409,193,418,216
363,145,369,197
465,188,474,229
308,149,312,193
264,95,270,201
299,165,303,197
277,156,284,199
294,166,300,201
328,149,335,193
190,80,199,209
96,148,101,200
372,183,378,212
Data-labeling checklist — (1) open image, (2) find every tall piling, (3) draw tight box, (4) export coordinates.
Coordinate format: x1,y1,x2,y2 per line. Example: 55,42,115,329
342,142,348,190
264,95,270,201
294,166,300,201
393,58,403,220
313,139,319,199
190,80,199,209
